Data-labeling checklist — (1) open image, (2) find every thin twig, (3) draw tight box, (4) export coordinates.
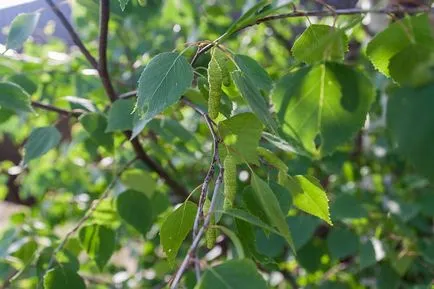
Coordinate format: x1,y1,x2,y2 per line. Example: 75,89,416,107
192,5,433,64
170,168,224,289
38,157,137,289
31,101,83,117
45,0,98,69
98,0,118,102
119,90,138,99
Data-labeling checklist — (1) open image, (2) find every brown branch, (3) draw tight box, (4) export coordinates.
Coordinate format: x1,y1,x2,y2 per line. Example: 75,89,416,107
45,0,98,69
31,101,83,117
98,0,118,102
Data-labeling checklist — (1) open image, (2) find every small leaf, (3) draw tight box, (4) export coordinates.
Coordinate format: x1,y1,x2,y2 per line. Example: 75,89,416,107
218,112,262,164
6,12,40,50
80,113,113,152
160,202,197,266
359,240,377,269
387,84,434,180
119,0,130,11
366,14,434,77
327,227,359,260
287,215,320,251
116,190,153,237
0,82,33,113
250,173,295,252
234,54,272,92
292,24,348,64
120,169,157,197
78,224,115,270
106,99,135,132
232,71,278,134
273,63,374,157
135,52,193,136
389,45,434,86
24,126,61,164
221,208,280,235
281,174,332,225
43,267,86,289
195,259,268,289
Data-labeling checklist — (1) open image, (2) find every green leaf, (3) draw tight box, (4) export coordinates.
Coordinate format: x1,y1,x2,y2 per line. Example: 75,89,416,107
389,45,434,86
327,227,359,260
250,173,295,252
273,63,374,157
7,74,37,95
160,201,197,266
119,0,130,11
24,126,61,164
281,174,332,225
120,169,157,197
224,1,271,37
366,14,434,77
218,112,262,164
78,224,115,270
234,54,272,92
43,267,86,289
377,263,400,289
135,52,193,135
292,24,348,64
80,113,113,152
0,81,33,113
6,12,40,50
221,208,280,236
359,240,377,270
195,259,267,289
232,70,278,134
331,194,367,221
106,99,135,132
387,84,434,180
287,215,320,251
116,190,153,237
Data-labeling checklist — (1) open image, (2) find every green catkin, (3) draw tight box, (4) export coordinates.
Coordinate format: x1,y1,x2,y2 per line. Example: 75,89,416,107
203,198,216,249
223,154,237,210
207,52,223,119
257,147,288,172
214,49,231,87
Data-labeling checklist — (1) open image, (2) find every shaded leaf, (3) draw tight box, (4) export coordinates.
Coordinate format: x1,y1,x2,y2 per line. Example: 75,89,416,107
195,259,267,289
78,224,115,270
0,81,33,113
24,126,61,164
234,54,272,92
80,113,113,152
273,63,374,157
43,267,86,289
359,240,377,270
232,70,278,134
106,99,135,132
116,190,153,237
250,173,295,252
6,12,40,50
160,201,197,266
387,84,434,180
327,227,359,260
367,14,434,77
119,0,130,11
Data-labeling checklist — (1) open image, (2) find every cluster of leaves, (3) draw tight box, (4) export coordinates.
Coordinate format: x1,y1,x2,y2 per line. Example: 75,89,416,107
0,0,434,289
